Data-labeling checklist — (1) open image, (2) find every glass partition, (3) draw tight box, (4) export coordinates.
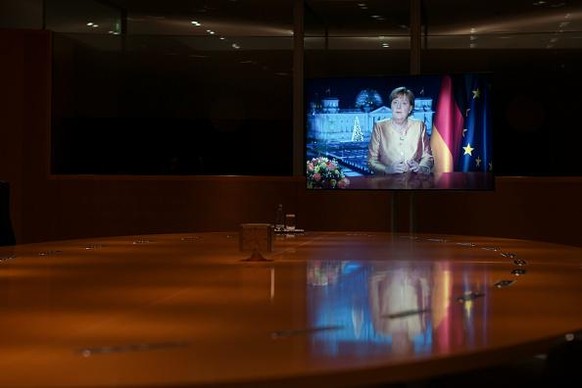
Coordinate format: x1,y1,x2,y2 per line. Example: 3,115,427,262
47,0,582,176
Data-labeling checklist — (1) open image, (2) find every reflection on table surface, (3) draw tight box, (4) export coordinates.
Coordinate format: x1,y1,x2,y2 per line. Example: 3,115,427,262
0,232,581,387
347,171,494,190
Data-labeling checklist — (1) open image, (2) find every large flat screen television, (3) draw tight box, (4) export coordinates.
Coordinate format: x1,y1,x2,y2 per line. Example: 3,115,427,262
304,73,494,190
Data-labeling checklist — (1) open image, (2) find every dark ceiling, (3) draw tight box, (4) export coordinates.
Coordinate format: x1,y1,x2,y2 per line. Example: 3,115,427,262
37,0,581,49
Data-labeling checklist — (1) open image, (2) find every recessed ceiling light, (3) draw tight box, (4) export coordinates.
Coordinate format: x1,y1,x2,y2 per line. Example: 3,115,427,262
532,1,566,7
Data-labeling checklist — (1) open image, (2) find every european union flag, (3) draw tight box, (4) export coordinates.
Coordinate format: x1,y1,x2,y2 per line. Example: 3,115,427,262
457,75,492,172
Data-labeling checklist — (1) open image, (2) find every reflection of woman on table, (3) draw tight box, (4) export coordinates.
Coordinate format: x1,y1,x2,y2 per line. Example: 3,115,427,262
367,86,434,175
369,263,431,355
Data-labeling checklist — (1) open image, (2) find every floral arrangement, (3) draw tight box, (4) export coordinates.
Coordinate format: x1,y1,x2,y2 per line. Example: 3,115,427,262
306,156,350,189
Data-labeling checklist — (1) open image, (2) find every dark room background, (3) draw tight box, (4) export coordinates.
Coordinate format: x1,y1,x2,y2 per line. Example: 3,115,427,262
46,0,582,177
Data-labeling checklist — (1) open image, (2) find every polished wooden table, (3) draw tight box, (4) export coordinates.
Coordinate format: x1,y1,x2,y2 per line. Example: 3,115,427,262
1,232,581,387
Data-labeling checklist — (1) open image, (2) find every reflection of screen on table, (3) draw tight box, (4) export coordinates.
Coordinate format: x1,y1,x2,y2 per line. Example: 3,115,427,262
304,73,494,191
306,259,489,357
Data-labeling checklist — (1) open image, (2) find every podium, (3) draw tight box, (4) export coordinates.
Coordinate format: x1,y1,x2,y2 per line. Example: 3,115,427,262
239,223,272,261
